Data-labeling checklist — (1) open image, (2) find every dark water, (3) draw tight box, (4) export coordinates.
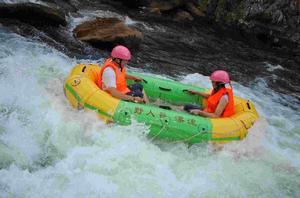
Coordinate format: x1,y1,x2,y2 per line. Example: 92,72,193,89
72,1,300,101
129,18,300,100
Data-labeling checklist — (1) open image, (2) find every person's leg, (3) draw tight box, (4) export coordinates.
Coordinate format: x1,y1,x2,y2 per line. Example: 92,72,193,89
142,89,149,103
128,83,143,92
127,90,143,98
128,83,149,103
183,104,201,112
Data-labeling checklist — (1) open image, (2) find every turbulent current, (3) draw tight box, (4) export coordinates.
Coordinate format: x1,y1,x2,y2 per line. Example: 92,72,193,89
1,18,300,198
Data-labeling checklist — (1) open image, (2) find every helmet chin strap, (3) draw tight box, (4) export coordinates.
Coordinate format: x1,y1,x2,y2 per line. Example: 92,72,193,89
113,58,124,70
229,81,232,89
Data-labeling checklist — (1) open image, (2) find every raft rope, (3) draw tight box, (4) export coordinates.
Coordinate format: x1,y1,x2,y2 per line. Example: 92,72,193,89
150,123,244,143
149,121,168,142
117,101,247,143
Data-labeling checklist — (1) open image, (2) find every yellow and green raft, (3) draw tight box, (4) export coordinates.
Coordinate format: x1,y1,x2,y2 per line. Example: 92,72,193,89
64,63,259,144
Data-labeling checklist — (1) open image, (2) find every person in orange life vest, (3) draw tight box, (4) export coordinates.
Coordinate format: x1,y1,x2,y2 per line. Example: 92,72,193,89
184,70,234,118
98,45,149,103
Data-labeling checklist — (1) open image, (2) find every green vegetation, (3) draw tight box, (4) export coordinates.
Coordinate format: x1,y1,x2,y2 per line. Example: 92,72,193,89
197,0,209,12
196,0,247,23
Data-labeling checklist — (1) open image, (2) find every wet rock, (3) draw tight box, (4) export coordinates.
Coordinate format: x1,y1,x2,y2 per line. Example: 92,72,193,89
149,1,182,13
41,0,78,13
128,0,300,50
107,0,147,8
241,0,299,51
73,18,143,50
174,10,194,21
0,19,98,59
0,2,66,26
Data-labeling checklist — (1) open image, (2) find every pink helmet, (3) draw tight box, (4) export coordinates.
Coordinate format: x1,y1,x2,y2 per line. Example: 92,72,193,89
210,70,230,83
111,45,131,60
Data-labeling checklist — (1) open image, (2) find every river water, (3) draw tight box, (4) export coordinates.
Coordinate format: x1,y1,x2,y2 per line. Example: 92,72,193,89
1,11,300,198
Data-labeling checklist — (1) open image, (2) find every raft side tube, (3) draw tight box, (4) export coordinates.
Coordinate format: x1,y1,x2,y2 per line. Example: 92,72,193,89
114,101,213,144
210,97,259,142
64,64,120,122
127,72,208,106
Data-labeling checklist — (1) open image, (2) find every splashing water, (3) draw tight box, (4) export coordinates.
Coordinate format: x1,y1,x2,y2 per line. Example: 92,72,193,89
0,0,48,6
0,28,300,197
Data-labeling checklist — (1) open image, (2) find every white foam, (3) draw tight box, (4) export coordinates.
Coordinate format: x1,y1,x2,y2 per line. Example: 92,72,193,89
0,0,48,6
0,29,300,197
265,62,284,72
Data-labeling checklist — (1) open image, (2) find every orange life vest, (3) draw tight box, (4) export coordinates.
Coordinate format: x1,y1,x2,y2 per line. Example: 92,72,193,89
204,87,235,117
98,58,130,94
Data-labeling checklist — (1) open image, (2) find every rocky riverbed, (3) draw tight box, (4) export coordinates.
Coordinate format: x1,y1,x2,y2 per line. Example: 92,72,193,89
0,0,299,100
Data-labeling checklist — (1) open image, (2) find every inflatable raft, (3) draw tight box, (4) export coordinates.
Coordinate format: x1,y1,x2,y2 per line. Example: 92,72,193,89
64,63,259,144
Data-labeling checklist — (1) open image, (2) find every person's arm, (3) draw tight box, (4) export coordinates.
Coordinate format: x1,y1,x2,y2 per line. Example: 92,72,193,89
102,68,143,103
190,95,229,118
105,87,143,102
187,89,210,98
126,74,143,81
